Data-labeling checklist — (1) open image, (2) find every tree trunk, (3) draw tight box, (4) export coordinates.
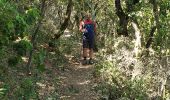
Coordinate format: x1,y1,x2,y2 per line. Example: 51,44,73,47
115,0,129,36
145,0,159,49
131,21,141,57
26,0,46,75
146,26,156,48
55,0,73,39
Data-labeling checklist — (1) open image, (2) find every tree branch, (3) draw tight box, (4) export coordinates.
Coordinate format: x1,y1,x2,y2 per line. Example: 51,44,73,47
26,0,46,75
146,26,156,48
115,0,129,36
55,0,73,39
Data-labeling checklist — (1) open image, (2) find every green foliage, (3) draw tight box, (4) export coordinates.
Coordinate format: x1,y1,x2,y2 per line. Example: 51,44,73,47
95,60,149,100
8,56,21,67
15,78,38,100
13,40,32,56
0,88,6,98
14,15,28,38
0,0,58,99
35,49,46,72
0,84,9,98
0,36,8,48
0,0,169,99
0,0,17,41
0,0,40,41
25,8,40,25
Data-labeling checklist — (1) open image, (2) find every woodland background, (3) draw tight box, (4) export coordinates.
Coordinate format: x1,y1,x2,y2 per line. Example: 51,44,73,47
0,0,170,99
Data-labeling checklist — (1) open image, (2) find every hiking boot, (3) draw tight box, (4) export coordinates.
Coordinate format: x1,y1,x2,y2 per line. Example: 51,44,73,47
88,59,94,65
82,59,88,65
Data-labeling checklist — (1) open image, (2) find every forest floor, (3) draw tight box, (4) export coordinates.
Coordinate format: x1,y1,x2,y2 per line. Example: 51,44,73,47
58,61,99,100
54,31,99,100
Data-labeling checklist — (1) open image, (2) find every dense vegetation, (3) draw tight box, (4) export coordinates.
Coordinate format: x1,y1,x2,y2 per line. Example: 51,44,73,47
0,0,170,99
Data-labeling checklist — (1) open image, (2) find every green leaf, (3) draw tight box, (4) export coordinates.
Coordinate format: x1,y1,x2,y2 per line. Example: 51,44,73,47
25,8,40,25
37,64,46,72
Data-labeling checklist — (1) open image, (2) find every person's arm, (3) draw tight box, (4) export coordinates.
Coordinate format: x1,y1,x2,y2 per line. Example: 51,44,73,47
93,21,96,33
79,21,83,32
79,21,86,33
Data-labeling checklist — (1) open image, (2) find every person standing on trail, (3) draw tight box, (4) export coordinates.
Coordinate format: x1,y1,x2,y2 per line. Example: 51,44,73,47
79,13,96,65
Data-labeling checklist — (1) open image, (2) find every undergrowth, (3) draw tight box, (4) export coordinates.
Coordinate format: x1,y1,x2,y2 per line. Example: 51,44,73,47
0,31,79,99
94,36,170,100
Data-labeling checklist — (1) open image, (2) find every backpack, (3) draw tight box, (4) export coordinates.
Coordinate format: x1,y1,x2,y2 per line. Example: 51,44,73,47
83,20,95,37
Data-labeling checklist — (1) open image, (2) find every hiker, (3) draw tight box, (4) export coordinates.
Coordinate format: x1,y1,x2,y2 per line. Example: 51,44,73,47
79,13,96,65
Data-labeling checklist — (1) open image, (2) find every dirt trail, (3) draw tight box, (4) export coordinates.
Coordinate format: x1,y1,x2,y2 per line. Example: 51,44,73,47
58,63,98,100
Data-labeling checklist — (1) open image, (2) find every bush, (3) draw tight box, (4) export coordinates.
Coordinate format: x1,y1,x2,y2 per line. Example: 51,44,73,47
95,60,149,100
15,78,38,99
13,39,32,56
8,56,21,67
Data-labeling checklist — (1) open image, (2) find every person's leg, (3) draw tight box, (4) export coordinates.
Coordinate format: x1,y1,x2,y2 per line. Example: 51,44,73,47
83,48,88,59
88,37,94,64
89,48,93,59
82,36,89,65
89,48,94,64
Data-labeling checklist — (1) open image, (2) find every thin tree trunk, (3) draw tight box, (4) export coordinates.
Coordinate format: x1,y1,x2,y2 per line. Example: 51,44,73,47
153,0,160,31
26,0,46,75
115,0,129,36
131,21,141,57
55,0,73,39
146,26,156,48
145,0,159,49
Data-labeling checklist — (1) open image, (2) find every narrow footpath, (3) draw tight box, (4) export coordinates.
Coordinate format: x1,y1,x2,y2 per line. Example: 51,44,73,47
58,63,98,100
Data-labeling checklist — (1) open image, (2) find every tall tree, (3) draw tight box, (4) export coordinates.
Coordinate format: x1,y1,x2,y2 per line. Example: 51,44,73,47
115,0,129,36
26,0,46,75
146,0,159,49
55,0,73,39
